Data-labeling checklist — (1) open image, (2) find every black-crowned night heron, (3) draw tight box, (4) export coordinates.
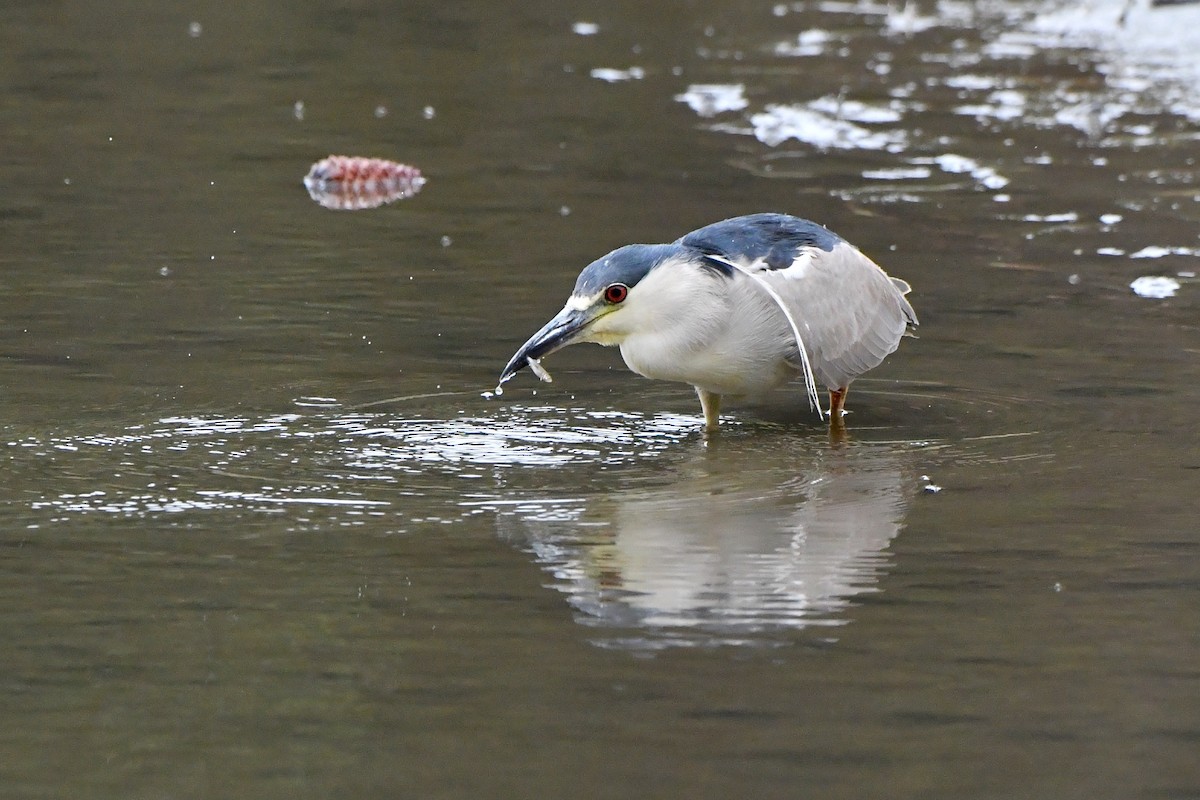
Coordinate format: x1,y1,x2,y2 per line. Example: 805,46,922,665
498,213,917,429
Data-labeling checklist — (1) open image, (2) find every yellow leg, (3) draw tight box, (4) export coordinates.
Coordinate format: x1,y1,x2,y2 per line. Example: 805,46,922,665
696,387,721,430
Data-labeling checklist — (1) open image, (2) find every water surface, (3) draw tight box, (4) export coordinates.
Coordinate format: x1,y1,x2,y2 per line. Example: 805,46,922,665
2,0,1198,797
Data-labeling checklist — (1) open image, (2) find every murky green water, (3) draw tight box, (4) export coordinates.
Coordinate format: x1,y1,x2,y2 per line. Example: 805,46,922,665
2,1,1198,797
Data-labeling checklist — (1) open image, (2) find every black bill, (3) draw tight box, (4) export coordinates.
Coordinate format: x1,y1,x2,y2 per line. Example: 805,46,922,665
499,306,592,384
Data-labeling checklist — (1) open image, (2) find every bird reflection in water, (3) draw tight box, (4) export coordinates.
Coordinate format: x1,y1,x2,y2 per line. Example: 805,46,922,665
497,437,913,648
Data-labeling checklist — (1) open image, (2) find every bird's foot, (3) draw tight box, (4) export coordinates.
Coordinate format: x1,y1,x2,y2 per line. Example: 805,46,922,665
827,387,849,420
696,387,721,431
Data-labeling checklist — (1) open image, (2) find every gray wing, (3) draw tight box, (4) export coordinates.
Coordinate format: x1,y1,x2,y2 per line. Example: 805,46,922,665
754,241,918,390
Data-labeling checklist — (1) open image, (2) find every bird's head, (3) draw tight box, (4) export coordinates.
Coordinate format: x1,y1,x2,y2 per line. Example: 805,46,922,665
499,243,683,386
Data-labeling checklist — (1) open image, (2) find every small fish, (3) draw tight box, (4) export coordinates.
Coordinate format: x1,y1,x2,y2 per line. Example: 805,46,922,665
527,356,553,383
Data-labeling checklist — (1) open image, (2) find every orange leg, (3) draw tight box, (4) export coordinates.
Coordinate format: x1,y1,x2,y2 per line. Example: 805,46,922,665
828,386,848,423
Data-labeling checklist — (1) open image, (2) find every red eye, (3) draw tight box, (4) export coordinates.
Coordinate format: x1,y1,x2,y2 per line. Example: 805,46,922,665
604,283,629,304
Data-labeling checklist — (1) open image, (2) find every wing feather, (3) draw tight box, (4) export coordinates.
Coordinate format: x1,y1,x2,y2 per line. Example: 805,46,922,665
678,214,917,395
757,242,917,390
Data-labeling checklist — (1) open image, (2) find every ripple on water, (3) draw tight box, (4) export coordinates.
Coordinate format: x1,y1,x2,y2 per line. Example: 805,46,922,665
669,0,1200,213
6,384,1056,648
7,406,698,525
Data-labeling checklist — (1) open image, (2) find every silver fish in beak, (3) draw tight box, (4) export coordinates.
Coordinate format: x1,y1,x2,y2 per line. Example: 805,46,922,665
497,305,595,389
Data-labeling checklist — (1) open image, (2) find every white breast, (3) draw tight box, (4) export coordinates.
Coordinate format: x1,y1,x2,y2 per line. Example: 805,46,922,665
617,265,799,396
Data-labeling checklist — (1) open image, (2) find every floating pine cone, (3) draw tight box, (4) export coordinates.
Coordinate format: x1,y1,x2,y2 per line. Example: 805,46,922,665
303,156,426,210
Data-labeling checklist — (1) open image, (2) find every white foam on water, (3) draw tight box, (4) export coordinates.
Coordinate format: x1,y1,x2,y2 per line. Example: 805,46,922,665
674,84,748,117
1130,275,1181,298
